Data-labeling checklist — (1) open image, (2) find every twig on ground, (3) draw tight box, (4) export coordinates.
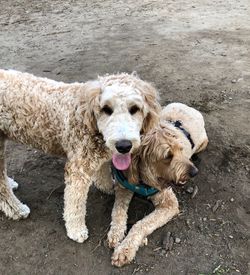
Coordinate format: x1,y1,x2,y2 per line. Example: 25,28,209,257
91,227,109,253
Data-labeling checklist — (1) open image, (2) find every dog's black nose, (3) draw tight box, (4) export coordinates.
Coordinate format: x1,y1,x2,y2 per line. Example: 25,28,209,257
189,166,198,177
115,140,132,154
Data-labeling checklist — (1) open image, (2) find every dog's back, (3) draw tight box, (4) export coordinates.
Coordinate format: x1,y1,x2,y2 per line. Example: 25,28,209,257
161,103,208,153
0,69,69,154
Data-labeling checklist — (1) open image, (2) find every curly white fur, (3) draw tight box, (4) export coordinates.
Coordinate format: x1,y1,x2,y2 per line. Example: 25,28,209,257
0,69,160,242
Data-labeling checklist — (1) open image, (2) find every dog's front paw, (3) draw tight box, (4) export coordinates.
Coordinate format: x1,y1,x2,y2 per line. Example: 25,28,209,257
67,226,89,243
107,228,125,248
111,244,136,267
10,203,30,220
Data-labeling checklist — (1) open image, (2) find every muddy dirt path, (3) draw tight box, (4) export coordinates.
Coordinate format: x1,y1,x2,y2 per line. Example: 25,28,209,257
0,1,249,274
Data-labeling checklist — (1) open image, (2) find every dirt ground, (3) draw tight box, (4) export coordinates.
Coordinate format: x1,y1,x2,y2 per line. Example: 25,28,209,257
0,0,249,274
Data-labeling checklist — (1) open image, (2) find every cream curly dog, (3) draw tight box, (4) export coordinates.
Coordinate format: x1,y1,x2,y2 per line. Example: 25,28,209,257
0,69,160,243
94,103,208,266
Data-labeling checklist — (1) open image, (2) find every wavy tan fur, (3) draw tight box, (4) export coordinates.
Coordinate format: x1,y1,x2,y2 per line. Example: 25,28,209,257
94,102,208,266
0,69,160,243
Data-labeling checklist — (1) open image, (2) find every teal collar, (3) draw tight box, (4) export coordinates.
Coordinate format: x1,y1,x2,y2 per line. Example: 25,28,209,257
111,166,159,197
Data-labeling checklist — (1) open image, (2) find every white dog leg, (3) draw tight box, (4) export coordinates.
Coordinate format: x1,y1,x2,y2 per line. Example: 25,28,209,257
0,134,30,220
63,158,95,243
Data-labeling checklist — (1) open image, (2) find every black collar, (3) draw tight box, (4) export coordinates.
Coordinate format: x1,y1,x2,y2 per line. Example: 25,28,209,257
169,120,195,149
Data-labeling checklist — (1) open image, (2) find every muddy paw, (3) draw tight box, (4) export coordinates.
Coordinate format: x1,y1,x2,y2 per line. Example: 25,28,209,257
67,226,89,243
111,245,136,267
11,203,30,220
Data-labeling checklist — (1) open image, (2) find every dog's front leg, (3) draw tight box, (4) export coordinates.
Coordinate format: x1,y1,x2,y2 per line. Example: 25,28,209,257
111,188,179,267
108,186,133,248
63,157,95,243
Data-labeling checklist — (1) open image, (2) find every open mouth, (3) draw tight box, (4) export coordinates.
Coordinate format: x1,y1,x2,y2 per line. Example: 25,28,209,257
112,153,131,170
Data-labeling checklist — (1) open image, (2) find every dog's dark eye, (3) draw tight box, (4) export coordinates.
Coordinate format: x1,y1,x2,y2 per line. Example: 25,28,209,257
129,105,140,115
101,105,113,115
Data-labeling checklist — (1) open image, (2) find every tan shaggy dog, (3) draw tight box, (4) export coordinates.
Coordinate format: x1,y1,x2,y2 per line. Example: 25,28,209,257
94,103,208,266
0,69,160,243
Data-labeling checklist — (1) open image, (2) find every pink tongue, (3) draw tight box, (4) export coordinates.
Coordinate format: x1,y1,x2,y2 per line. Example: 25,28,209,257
112,153,131,170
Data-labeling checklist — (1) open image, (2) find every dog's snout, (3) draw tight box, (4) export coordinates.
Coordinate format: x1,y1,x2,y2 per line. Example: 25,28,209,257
189,166,198,178
115,139,132,154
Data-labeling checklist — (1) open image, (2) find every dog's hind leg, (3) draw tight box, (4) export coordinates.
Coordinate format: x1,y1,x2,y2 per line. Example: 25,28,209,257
0,133,30,219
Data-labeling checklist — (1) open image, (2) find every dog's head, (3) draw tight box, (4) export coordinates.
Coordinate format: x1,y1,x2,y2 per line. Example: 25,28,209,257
83,73,160,170
138,122,198,188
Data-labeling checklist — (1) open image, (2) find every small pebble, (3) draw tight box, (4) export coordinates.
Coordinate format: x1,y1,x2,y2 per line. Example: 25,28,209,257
186,219,191,227
231,79,237,83
229,235,233,239
203,217,207,222
142,237,148,246
160,249,166,256
212,200,221,212
162,232,171,245
186,186,194,194
230,198,235,202
162,231,174,251
191,185,199,199
175,237,181,244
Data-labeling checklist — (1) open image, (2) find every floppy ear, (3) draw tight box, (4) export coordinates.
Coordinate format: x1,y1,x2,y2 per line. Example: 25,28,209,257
140,130,159,161
137,132,162,188
128,154,140,183
82,81,101,133
141,83,161,134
